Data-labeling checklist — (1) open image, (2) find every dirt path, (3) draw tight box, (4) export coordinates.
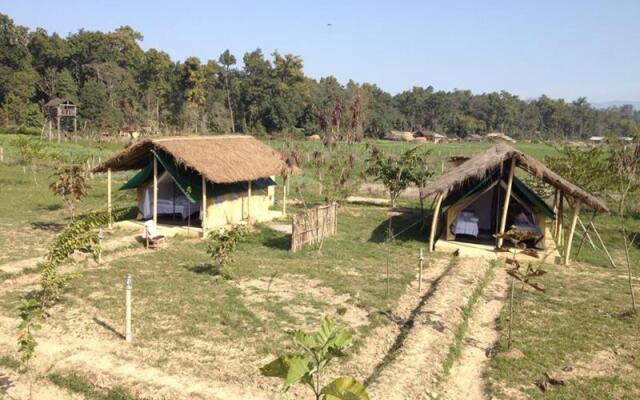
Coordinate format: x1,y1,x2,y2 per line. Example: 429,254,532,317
364,258,491,400
345,258,453,381
438,267,509,400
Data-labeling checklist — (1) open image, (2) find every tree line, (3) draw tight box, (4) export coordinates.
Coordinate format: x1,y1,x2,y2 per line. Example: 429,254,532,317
1,13,638,140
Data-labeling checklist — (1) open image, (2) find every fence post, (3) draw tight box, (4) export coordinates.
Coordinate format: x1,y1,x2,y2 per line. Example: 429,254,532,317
0,147,3,163
125,273,133,342
418,248,424,291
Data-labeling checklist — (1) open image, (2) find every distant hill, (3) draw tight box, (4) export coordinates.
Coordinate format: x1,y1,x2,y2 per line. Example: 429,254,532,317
592,101,640,110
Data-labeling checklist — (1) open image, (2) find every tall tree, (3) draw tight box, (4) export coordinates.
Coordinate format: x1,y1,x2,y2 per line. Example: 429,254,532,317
218,49,237,132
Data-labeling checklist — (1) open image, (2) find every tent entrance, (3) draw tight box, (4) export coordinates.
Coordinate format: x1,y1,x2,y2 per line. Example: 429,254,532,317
443,177,553,250
139,171,203,224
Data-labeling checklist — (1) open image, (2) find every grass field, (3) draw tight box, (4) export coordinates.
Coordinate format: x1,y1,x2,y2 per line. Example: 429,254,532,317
0,133,638,399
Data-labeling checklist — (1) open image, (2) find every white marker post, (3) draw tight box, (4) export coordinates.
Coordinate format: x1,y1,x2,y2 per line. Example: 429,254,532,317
125,273,133,343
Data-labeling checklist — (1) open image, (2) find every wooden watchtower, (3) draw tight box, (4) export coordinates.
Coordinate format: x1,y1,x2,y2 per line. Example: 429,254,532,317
43,98,77,142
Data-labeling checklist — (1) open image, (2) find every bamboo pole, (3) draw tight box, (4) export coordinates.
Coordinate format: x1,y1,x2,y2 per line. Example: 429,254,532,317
247,180,252,222
558,193,564,248
0,147,3,162
552,188,559,237
153,157,158,225
577,216,596,249
575,212,596,258
282,175,288,216
201,176,207,237
590,221,617,269
428,193,444,252
497,158,516,248
107,168,112,228
564,200,581,265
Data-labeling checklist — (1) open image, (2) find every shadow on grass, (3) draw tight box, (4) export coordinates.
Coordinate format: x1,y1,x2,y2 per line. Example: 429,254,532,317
30,221,65,232
184,263,231,279
364,259,456,387
252,228,291,251
93,317,125,340
39,204,64,212
368,210,430,243
0,373,14,395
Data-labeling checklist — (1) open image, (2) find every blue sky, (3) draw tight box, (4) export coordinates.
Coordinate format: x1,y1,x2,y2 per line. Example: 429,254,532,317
2,0,639,102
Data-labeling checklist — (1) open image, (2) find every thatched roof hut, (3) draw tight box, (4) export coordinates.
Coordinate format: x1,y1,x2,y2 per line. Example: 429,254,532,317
423,144,608,212
93,136,291,232
424,144,608,265
93,135,286,184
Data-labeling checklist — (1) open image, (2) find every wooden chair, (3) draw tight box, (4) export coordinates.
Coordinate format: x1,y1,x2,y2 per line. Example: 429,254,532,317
143,220,165,249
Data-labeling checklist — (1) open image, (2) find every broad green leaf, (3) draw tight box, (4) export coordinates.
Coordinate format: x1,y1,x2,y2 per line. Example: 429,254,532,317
321,377,369,400
284,356,311,387
260,355,312,390
260,356,289,379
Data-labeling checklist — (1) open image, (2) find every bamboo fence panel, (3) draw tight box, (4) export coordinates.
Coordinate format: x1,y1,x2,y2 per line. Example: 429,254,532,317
291,202,337,252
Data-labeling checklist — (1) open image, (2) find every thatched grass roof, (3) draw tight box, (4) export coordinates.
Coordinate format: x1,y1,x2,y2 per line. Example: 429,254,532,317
93,135,288,184
423,144,609,212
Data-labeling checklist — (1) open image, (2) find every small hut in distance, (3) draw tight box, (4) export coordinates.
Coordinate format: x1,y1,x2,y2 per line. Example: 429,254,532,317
43,98,77,142
415,129,448,143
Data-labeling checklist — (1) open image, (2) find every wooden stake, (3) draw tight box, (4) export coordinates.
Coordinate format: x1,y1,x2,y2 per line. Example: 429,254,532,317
564,200,581,265
201,175,207,237
153,157,158,225
107,168,112,228
497,158,516,248
125,273,133,343
428,193,444,252
418,248,424,291
0,147,3,162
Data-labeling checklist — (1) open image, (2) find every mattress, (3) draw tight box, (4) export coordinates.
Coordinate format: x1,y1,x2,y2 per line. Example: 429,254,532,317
453,212,480,237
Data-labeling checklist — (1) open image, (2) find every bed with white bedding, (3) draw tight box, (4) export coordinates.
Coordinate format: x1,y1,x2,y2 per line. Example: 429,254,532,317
452,211,480,238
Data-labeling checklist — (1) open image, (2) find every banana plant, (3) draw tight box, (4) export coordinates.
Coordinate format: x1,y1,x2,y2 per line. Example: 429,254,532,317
260,317,369,400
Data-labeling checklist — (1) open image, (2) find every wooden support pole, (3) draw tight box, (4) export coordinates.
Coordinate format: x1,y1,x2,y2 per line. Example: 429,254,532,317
153,157,158,225
428,193,444,252
201,175,207,237
107,168,112,228
125,273,133,343
575,212,597,258
591,221,617,269
283,175,288,216
57,117,61,143
552,188,559,236
48,120,52,141
497,158,516,248
0,147,3,162
557,193,564,248
578,216,596,249
564,200,581,265
247,180,252,221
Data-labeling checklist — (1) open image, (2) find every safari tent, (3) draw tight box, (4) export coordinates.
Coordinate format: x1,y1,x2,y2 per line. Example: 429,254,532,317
92,136,288,234
422,144,609,264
